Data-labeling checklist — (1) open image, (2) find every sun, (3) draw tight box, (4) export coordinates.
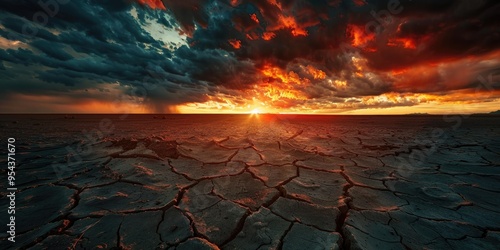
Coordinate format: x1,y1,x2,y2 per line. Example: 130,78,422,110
251,108,260,115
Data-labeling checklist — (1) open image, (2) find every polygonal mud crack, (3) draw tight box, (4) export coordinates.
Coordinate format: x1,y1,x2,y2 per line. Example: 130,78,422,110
71,182,177,218
212,172,279,210
270,197,339,232
223,207,290,250
179,180,248,245
282,223,342,250
283,168,348,207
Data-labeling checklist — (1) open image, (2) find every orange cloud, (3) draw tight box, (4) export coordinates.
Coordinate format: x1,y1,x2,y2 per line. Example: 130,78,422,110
305,65,326,79
262,32,276,41
347,24,375,47
250,14,259,24
260,85,308,101
352,0,366,6
228,39,242,49
261,64,304,85
177,88,500,114
230,0,240,7
265,15,308,37
279,15,308,36
135,0,166,10
267,0,283,10
388,38,417,49
0,94,154,113
257,64,311,102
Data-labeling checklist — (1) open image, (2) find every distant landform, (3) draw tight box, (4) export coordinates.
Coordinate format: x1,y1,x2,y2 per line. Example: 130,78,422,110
404,113,431,115
472,110,500,115
403,110,500,116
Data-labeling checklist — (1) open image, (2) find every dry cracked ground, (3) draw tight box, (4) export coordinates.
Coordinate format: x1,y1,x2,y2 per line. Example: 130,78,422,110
0,114,499,249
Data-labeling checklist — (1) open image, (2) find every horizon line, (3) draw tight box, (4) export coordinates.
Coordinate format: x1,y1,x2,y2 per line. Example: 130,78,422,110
1,112,498,116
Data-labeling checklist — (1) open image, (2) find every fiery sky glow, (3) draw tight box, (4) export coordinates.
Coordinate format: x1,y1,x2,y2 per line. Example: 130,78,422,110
1,0,499,114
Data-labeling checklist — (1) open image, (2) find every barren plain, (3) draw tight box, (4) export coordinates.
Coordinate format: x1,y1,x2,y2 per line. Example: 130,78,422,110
0,114,499,249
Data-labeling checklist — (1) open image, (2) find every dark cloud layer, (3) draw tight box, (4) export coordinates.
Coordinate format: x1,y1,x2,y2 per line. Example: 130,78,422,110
0,0,499,113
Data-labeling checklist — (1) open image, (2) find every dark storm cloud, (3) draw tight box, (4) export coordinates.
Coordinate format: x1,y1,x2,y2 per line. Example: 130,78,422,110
161,0,212,35
1,0,500,112
363,0,500,71
175,45,259,89
0,0,214,110
172,0,499,84
30,39,73,61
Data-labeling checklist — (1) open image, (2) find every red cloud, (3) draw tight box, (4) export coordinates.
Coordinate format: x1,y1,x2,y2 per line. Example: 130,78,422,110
135,0,165,10
229,39,242,49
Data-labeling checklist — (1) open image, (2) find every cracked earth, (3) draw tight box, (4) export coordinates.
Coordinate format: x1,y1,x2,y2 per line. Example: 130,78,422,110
0,114,499,249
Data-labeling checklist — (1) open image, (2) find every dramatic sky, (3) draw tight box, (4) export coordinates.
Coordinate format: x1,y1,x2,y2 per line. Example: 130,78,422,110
1,0,499,114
